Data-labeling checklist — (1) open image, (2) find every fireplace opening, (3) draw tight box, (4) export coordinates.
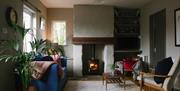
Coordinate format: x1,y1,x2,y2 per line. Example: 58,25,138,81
82,44,104,75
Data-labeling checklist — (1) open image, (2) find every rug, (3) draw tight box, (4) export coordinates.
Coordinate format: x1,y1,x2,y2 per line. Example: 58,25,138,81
64,80,140,91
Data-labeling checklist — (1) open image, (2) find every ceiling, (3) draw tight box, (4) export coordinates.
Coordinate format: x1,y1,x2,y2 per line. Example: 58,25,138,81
40,0,152,8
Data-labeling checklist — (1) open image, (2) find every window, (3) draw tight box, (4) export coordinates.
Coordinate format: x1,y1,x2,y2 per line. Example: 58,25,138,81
51,21,66,45
23,5,36,52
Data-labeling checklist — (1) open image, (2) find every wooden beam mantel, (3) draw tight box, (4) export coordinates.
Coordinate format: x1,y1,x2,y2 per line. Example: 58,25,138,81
72,37,114,44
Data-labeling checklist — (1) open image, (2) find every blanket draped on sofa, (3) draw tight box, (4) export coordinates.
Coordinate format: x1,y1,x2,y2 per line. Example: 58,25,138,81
30,61,64,79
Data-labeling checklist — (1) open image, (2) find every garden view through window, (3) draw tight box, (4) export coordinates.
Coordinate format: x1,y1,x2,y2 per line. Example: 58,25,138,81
52,21,66,45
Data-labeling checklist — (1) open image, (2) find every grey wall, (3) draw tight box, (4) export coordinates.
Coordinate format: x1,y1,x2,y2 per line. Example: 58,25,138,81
0,0,23,90
74,5,114,37
0,0,46,90
140,0,180,62
0,0,23,40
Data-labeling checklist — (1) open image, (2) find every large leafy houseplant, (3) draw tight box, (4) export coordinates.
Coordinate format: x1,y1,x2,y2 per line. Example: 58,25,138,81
0,23,33,91
42,40,65,56
0,22,65,91
30,38,65,56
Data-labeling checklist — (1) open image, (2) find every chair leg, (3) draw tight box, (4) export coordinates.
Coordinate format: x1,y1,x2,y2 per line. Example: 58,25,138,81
140,80,142,91
106,81,107,91
140,78,143,91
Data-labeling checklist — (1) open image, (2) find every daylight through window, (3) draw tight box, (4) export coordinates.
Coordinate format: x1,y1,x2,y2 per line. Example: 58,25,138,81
23,5,36,52
52,21,66,45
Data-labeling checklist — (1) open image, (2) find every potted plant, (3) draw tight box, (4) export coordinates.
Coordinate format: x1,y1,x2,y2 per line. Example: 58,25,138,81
0,23,33,91
29,38,65,56
109,64,115,75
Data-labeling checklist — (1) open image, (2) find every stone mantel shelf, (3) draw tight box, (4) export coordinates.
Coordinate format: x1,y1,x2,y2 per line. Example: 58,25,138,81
72,37,114,44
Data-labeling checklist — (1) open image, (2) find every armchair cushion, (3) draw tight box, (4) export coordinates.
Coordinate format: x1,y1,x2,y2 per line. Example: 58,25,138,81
154,57,173,84
137,76,162,86
123,58,137,71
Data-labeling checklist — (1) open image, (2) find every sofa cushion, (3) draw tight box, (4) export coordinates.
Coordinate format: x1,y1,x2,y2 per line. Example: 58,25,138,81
33,54,43,61
137,76,162,86
33,55,54,61
60,57,67,67
154,57,173,84
41,56,53,61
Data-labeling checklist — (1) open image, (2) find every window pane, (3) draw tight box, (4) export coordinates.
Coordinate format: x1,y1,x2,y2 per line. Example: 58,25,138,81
23,12,31,29
52,21,66,45
23,6,36,52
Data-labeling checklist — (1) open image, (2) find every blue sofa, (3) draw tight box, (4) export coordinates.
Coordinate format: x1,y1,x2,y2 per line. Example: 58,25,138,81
31,58,67,91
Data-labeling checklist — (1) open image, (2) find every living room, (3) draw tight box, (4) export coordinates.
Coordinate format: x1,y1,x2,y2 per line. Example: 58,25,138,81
0,0,180,91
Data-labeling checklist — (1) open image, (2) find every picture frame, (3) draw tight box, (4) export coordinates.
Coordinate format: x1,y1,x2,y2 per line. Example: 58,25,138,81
6,7,18,26
40,17,45,31
175,8,180,46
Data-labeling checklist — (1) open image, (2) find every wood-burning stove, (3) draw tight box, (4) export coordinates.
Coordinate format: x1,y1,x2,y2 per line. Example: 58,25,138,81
88,58,99,74
82,44,103,75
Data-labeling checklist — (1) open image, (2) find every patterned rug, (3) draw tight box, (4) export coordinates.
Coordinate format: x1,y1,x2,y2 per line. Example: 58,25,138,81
64,80,140,91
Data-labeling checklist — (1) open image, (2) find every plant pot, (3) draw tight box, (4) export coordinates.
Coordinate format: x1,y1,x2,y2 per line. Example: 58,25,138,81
28,86,37,91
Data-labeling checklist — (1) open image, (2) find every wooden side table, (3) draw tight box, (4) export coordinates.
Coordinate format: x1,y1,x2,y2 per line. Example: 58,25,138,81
102,72,125,90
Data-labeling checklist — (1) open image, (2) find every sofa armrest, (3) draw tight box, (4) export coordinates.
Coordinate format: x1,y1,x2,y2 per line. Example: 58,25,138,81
47,64,59,91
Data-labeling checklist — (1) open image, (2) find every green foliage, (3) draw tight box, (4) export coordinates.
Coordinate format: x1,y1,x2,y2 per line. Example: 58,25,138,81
0,53,33,89
0,23,32,91
30,38,46,52
41,40,65,56
0,22,65,91
109,64,115,71
30,38,65,56
12,23,31,40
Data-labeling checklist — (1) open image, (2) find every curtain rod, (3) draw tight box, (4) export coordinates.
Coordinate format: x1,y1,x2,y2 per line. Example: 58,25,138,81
22,0,41,13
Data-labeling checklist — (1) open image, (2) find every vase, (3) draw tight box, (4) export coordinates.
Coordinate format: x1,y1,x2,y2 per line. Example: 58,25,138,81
111,70,114,76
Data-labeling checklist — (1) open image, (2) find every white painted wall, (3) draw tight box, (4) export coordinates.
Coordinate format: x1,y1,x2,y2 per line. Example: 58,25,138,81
140,0,180,62
74,5,114,37
73,45,83,77
103,45,114,72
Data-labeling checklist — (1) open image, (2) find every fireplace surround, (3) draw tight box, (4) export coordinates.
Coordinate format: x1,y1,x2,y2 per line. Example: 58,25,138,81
73,44,114,77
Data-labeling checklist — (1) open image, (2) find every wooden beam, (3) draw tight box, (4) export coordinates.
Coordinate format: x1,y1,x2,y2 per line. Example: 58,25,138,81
72,37,114,44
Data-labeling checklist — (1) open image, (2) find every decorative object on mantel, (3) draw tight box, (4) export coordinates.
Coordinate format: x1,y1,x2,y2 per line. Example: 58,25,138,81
6,7,18,26
175,8,180,46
